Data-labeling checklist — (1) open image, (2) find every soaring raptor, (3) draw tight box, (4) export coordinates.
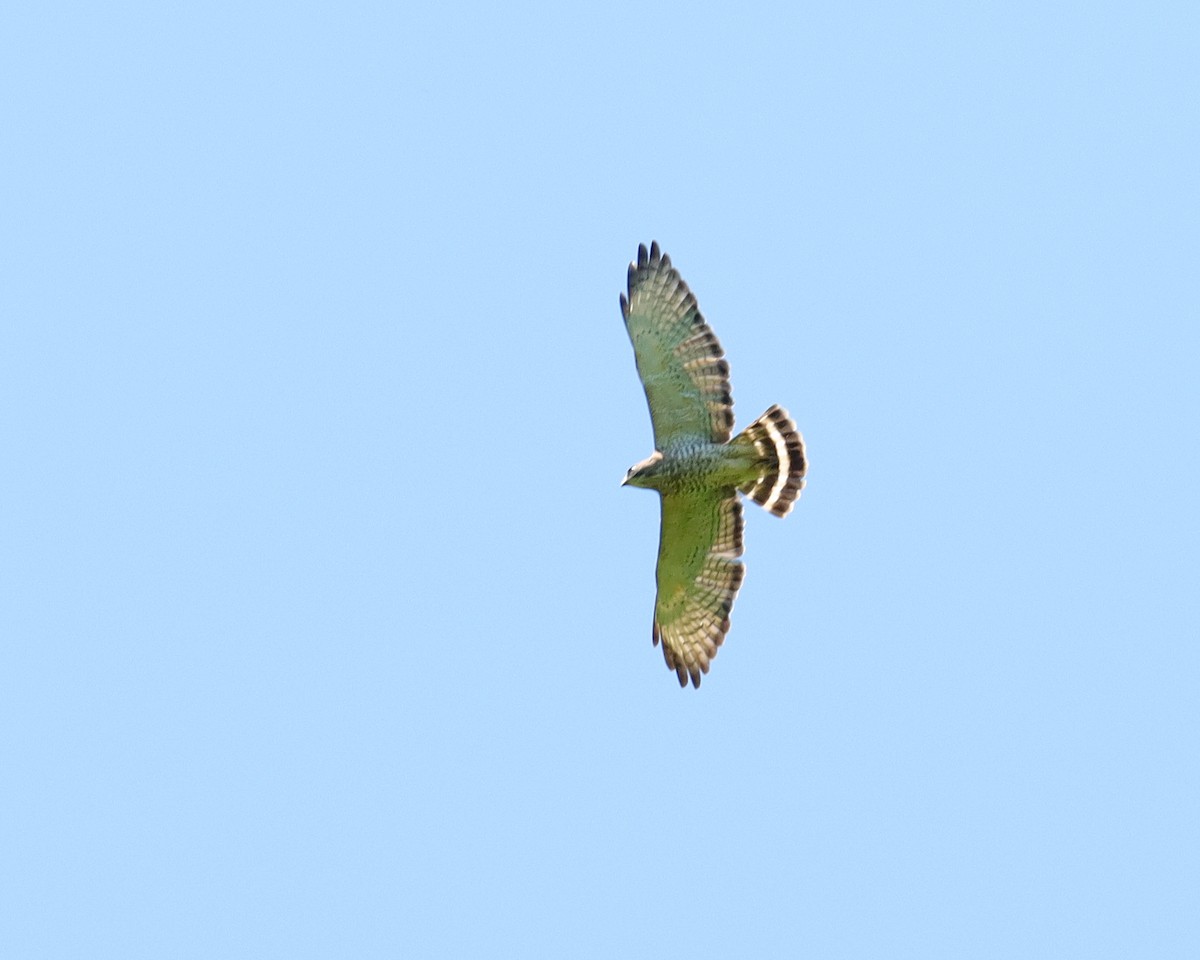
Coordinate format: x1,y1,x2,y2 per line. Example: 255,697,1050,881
621,242,806,687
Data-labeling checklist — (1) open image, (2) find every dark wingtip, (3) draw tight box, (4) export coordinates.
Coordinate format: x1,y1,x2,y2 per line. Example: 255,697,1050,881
637,243,650,268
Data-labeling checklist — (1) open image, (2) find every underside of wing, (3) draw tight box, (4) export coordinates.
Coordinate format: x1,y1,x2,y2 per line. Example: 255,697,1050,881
652,490,745,687
621,242,734,448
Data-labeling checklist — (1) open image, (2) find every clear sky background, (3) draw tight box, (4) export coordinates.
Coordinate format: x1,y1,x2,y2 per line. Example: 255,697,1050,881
4,2,1198,957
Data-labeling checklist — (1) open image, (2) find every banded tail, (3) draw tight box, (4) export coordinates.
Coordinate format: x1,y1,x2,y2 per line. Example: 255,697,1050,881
735,405,807,517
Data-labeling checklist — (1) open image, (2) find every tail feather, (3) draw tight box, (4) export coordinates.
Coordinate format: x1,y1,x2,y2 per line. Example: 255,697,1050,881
735,405,807,517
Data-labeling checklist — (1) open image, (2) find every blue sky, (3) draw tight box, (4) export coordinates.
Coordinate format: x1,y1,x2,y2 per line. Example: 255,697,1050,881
3,1,1198,957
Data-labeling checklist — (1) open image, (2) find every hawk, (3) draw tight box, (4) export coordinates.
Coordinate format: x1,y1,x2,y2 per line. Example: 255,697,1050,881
621,242,806,687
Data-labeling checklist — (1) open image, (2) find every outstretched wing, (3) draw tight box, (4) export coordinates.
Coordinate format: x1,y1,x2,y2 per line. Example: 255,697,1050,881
621,242,734,448
652,490,745,687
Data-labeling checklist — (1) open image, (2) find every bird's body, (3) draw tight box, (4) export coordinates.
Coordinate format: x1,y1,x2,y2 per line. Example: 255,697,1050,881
621,242,806,687
625,440,758,494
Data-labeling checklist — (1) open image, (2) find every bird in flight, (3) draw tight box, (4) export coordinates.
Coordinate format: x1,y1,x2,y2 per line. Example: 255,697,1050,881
621,242,806,687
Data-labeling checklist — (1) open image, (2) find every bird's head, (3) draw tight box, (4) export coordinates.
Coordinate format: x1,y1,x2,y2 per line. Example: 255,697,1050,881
622,451,663,488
